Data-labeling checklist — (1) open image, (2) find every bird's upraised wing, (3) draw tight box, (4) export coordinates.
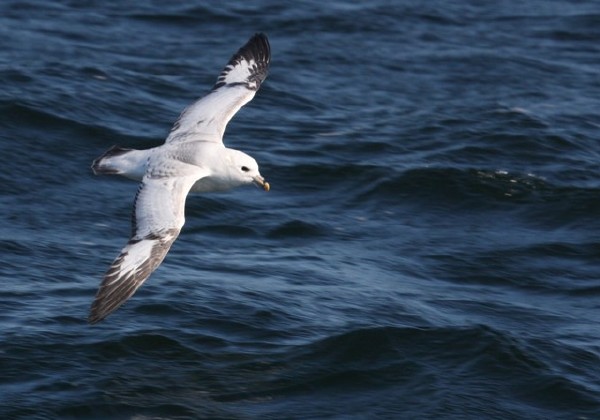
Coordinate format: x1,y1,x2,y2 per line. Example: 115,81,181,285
89,164,208,324
165,33,270,145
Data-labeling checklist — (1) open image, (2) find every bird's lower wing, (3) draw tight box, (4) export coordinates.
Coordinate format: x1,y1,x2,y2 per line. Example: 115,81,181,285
89,164,207,324
88,229,179,324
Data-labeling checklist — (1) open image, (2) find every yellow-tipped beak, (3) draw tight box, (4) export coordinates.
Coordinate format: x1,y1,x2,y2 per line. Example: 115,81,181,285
254,176,270,192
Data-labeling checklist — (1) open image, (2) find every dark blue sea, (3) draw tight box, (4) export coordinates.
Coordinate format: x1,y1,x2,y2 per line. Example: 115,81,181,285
1,1,599,418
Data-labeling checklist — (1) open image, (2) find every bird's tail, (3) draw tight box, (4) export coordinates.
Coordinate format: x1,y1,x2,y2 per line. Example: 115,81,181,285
91,145,148,181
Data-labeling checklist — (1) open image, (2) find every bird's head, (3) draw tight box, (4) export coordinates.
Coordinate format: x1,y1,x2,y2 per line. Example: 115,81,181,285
226,149,270,191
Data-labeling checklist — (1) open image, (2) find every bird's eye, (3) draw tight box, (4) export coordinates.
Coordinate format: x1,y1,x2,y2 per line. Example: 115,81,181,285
241,166,250,172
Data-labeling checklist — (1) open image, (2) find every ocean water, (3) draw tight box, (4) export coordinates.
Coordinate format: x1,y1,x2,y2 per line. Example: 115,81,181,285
1,0,599,418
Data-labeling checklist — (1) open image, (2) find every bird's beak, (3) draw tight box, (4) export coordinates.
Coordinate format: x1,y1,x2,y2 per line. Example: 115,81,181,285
253,175,270,192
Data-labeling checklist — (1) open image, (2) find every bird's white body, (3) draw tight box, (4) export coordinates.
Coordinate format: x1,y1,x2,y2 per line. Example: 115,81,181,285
93,142,263,193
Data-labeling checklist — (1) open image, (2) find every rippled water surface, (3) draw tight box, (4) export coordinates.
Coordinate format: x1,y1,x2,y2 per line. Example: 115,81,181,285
1,1,599,418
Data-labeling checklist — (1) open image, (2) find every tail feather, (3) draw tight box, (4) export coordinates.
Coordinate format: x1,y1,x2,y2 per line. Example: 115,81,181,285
92,145,134,175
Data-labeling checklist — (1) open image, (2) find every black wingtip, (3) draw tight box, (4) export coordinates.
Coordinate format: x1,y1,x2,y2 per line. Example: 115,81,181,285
234,32,270,69
88,312,103,325
88,301,106,324
248,32,270,59
212,33,271,91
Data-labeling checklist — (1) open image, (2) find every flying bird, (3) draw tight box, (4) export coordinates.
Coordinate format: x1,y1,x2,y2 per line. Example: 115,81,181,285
89,33,271,324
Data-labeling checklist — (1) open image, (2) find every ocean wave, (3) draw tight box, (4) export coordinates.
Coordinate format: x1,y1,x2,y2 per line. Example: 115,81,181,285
209,325,599,417
0,325,597,416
